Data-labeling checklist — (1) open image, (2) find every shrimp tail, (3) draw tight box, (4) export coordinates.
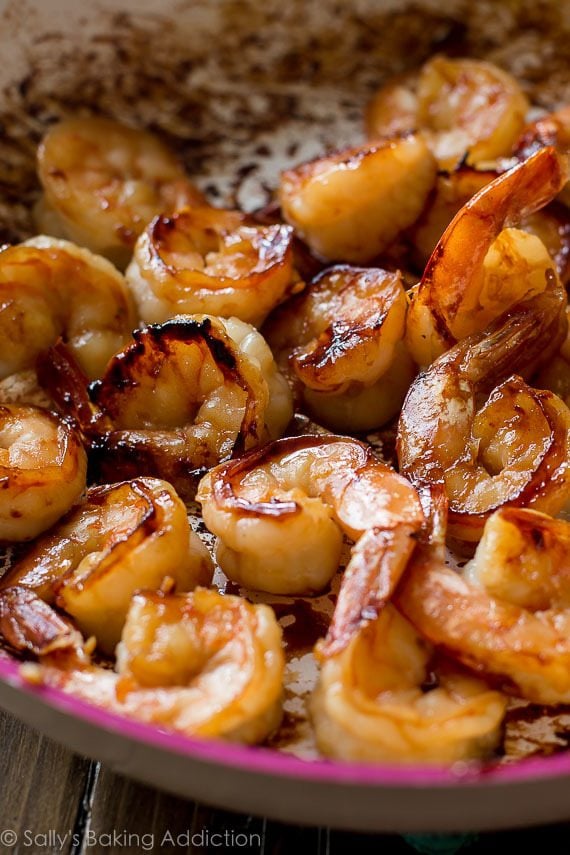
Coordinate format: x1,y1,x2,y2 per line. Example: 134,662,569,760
0,586,85,661
36,339,109,435
319,523,419,658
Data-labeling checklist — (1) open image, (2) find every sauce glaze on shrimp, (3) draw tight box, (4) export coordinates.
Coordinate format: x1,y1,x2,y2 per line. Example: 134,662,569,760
126,207,297,326
198,434,423,598
1,477,212,654
265,266,416,432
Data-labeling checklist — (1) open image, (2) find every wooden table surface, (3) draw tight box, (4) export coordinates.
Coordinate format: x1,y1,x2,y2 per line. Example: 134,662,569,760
2,711,570,855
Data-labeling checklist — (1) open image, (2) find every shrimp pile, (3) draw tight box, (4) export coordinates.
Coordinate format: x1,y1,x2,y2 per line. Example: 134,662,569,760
126,207,298,326
1,55,570,764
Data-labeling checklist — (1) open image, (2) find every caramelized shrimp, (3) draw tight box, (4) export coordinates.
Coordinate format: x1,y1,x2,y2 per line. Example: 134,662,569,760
0,237,137,381
513,106,570,206
197,434,423,596
265,266,416,431
410,165,570,283
367,57,528,169
279,135,436,263
39,315,292,497
36,117,205,268
0,478,212,654
311,604,507,764
398,510,570,704
0,405,86,542
406,147,568,366
398,289,570,542
126,206,297,325
8,588,284,744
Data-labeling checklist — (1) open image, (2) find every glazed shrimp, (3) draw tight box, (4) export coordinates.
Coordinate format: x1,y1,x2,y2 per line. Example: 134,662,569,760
406,147,569,366
0,478,212,654
39,315,292,498
513,106,570,206
367,56,528,169
398,288,570,542
0,237,137,381
36,117,205,269
0,405,86,542
265,266,416,432
410,165,570,284
397,510,570,705
126,206,298,325
6,588,284,745
279,135,436,263
197,434,424,597
311,604,507,764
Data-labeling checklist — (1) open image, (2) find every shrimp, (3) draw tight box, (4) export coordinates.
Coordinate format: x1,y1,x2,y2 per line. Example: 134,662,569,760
398,287,570,542
366,56,528,170
311,604,507,764
513,106,570,206
0,478,212,654
0,404,86,542
126,206,298,326
5,587,284,744
397,509,570,705
197,434,423,596
406,147,569,366
38,315,292,498
264,266,416,432
36,117,205,269
0,237,137,381
279,135,437,263
410,165,570,284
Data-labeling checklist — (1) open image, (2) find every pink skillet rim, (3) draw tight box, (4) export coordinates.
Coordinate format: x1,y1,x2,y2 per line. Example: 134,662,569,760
1,653,569,788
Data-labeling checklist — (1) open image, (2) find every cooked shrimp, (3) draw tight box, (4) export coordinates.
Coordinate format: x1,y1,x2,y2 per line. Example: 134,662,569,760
513,106,570,206
265,266,416,432
36,117,205,268
410,165,570,284
367,56,528,170
0,478,212,654
0,237,137,381
279,135,436,263
8,588,284,744
406,147,568,366
38,315,292,498
536,305,570,407
463,508,570,609
126,206,298,325
397,510,570,704
398,288,570,542
197,434,423,597
0,405,86,542
311,604,507,764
